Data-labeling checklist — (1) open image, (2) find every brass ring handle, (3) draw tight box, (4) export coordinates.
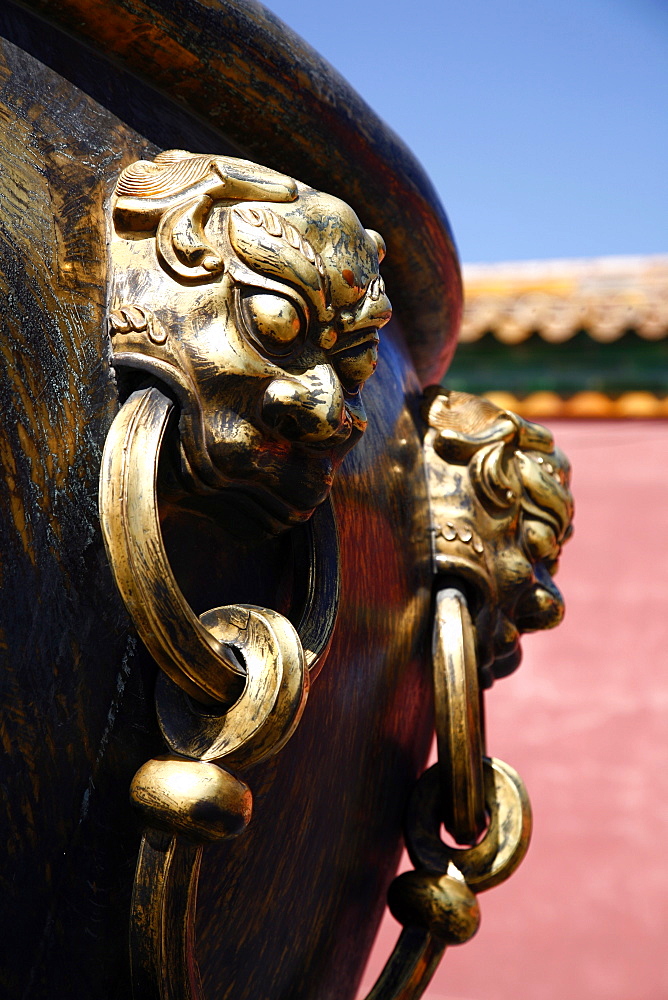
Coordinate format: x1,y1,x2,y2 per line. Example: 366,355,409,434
358,596,531,1000
361,928,446,1000
103,388,325,998
358,758,531,1000
99,386,246,707
352,590,530,1000
104,386,535,1000
156,605,309,768
432,588,486,845
101,384,347,998
436,757,532,891
130,758,253,1000
404,758,532,893
100,385,340,707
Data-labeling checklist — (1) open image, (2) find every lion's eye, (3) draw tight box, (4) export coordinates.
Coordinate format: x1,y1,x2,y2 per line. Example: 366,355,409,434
333,334,379,393
241,292,304,356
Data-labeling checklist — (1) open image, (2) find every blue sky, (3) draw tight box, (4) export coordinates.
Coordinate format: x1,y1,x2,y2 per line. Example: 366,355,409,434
265,0,668,263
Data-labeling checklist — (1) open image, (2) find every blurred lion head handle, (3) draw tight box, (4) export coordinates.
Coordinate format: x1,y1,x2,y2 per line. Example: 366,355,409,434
423,387,574,685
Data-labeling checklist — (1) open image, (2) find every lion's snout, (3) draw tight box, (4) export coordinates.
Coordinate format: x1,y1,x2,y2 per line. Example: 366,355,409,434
261,365,350,446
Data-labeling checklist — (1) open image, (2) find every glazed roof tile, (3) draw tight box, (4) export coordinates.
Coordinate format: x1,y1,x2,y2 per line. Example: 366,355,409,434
461,255,668,344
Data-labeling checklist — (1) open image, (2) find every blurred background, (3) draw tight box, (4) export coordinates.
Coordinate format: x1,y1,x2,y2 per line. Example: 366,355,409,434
264,2,668,997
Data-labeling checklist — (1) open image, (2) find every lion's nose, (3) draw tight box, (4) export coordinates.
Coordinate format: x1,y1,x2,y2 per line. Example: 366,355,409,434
262,364,348,444
514,577,565,632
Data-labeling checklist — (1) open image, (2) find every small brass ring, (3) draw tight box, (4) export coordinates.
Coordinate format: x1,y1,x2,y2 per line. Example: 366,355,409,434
157,604,309,768
432,588,485,845
405,757,532,893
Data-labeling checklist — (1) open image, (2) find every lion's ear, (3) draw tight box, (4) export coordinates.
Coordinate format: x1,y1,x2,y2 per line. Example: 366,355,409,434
207,156,297,204
156,196,224,282
114,152,299,282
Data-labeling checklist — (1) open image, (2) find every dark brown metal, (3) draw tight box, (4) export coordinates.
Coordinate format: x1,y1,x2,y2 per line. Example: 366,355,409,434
0,36,157,998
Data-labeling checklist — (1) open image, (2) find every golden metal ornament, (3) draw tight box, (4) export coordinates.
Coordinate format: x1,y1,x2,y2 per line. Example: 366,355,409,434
406,757,532,893
432,588,485,846
387,867,480,945
156,603,309,766
423,386,574,684
364,584,533,1000
99,385,310,759
101,384,312,1000
130,757,253,843
99,387,247,707
99,150,395,1000
101,148,393,716
364,388,573,1000
108,149,392,535
366,751,531,1000
99,152,573,1000
129,757,253,1000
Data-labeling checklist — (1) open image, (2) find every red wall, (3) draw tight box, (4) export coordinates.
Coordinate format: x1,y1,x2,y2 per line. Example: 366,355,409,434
359,420,668,1000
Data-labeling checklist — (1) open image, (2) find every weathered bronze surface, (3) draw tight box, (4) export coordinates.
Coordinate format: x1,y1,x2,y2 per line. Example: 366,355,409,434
0,36,157,998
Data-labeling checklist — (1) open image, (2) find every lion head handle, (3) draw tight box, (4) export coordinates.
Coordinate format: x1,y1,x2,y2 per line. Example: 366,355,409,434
108,150,391,532
422,387,574,685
